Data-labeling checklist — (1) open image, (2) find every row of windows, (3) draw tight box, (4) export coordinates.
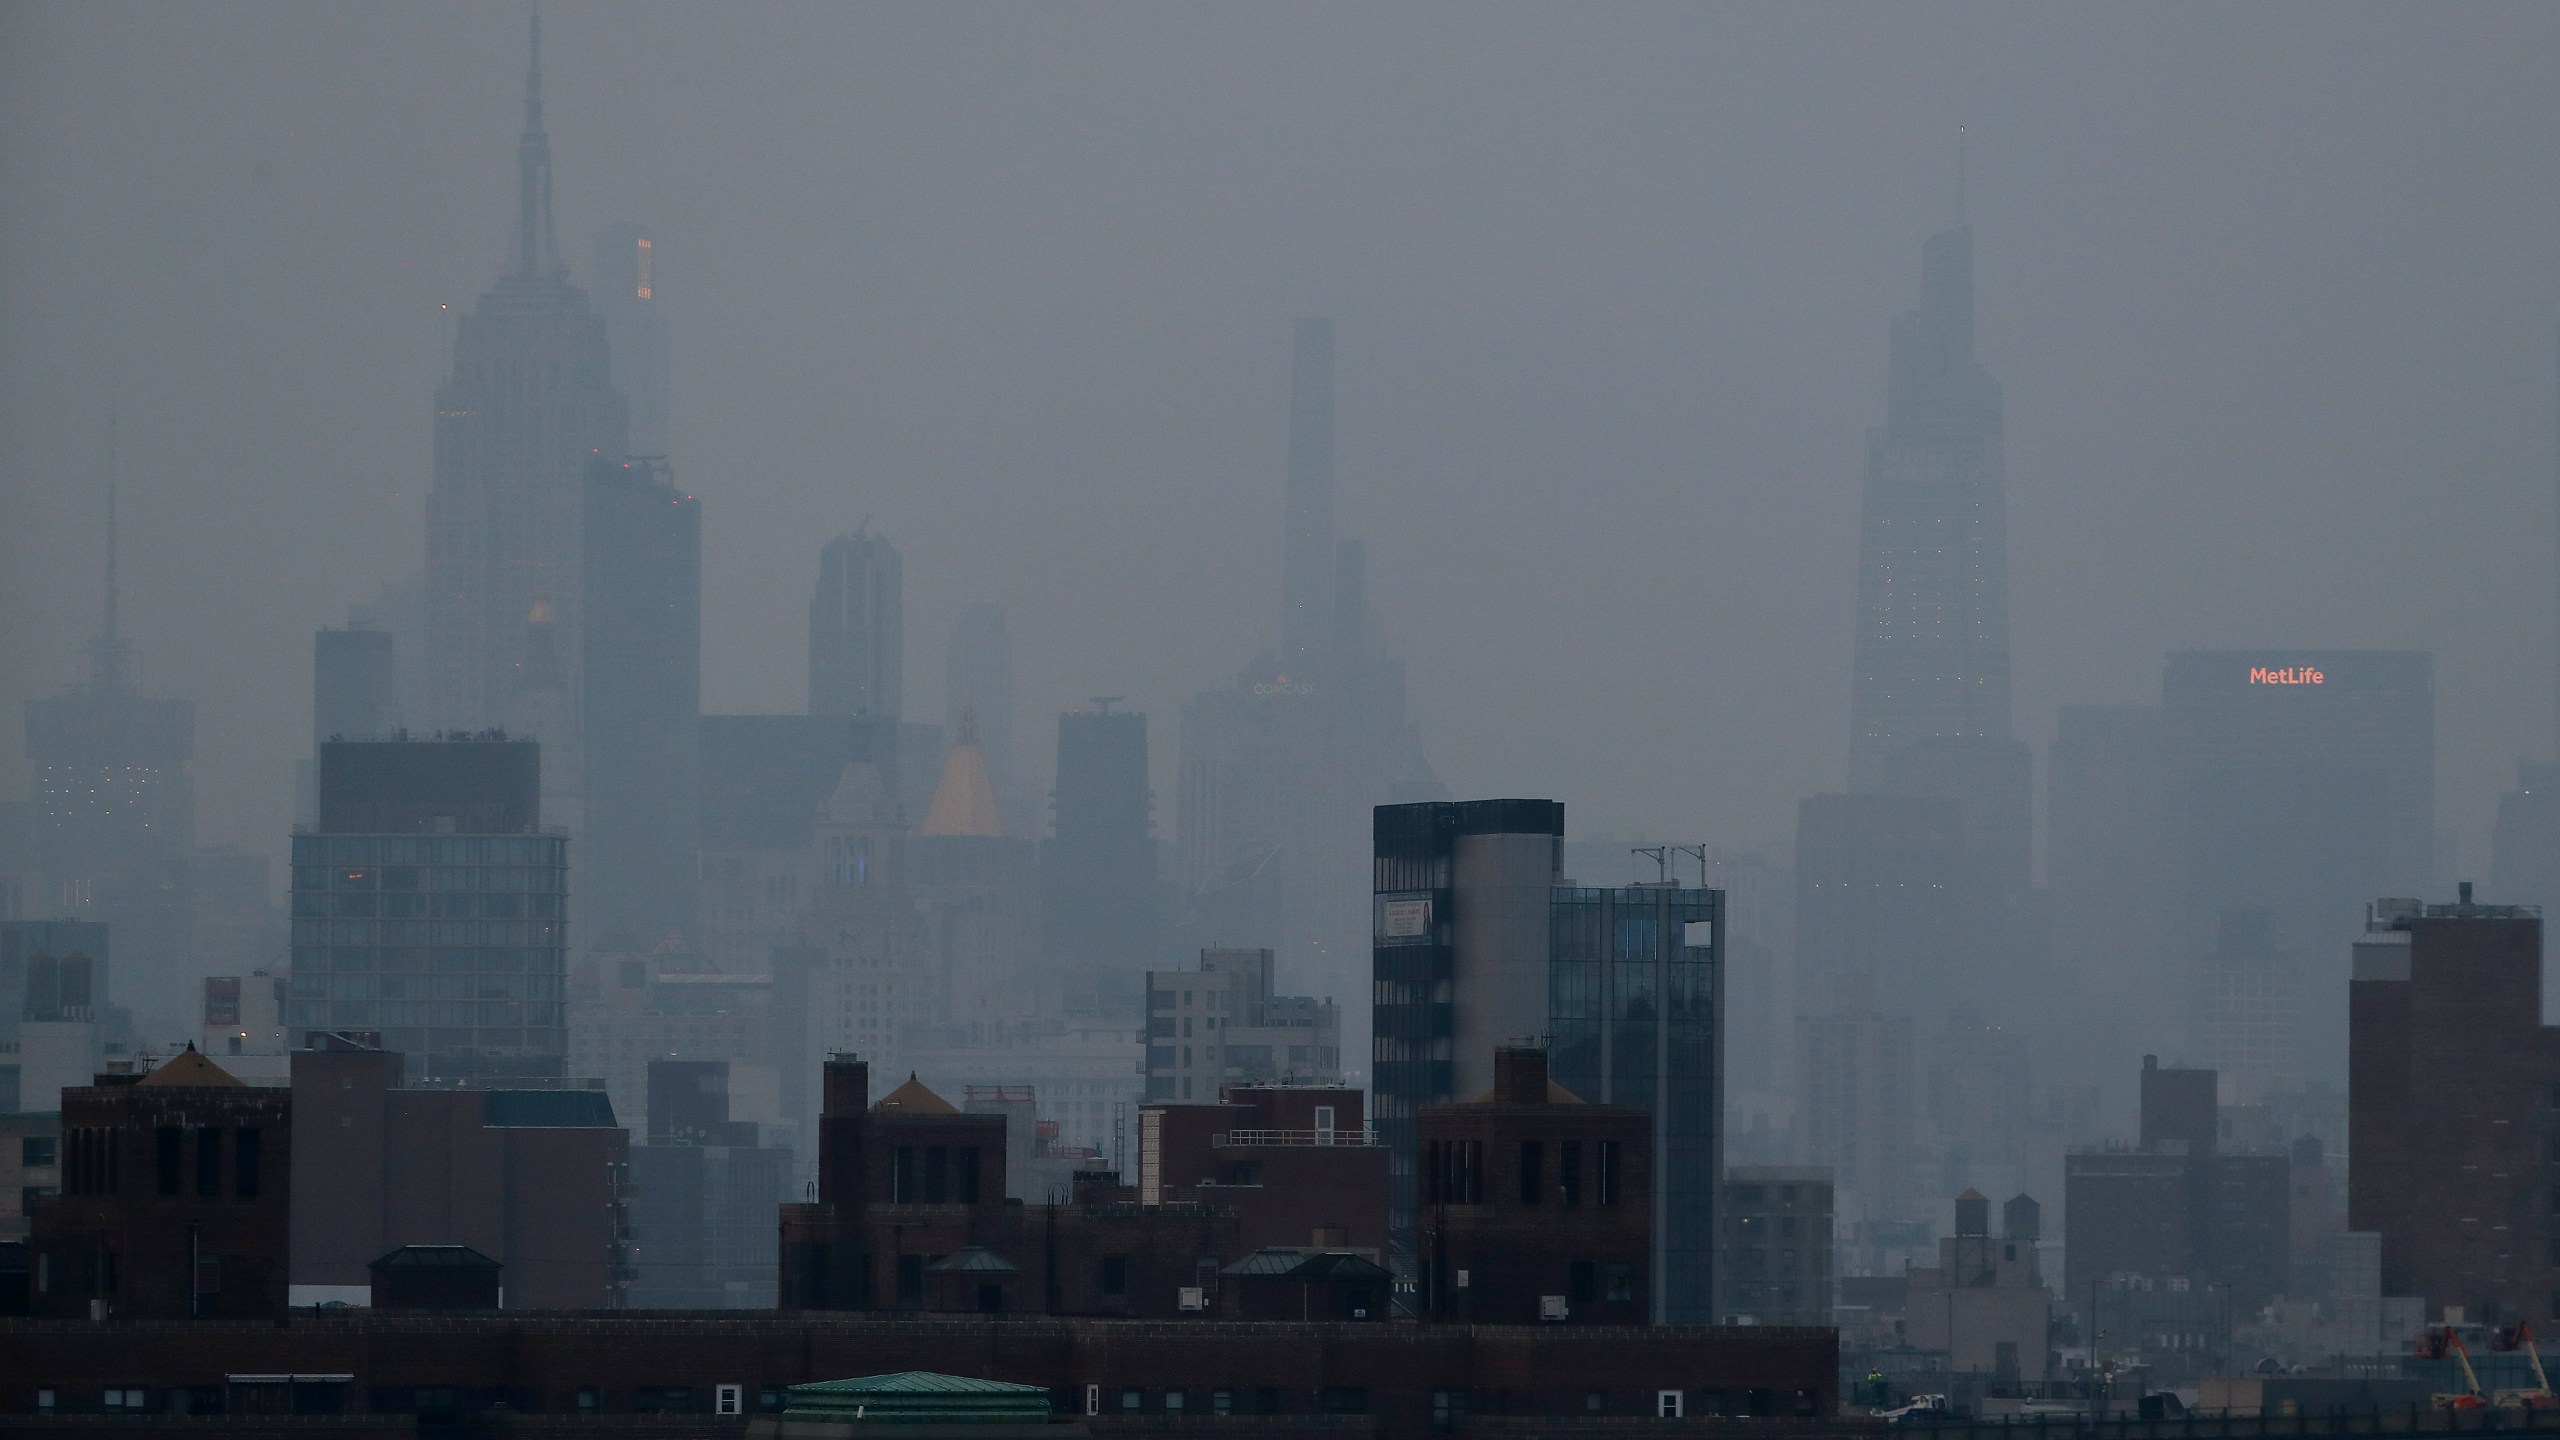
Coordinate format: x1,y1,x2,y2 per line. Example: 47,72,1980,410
1424,1138,1623,1208
293,836,562,866
293,919,563,947
295,863,566,895
295,891,562,920
284,999,565,1030
290,972,561,1001
61,1124,265,1200
293,946,562,975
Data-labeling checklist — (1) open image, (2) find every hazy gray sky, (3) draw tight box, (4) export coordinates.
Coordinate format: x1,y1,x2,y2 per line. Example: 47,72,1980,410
5,2,2558,879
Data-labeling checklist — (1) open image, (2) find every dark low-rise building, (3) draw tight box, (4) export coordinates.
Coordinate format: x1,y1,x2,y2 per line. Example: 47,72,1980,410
0,1309,1839,1430
1415,1046,1651,1325
2063,1055,2289,1311
29,1048,291,1320
288,1034,629,1309
1137,1084,1386,1254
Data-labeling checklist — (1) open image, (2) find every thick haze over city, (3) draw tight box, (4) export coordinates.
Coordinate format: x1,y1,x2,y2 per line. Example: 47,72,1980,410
8,2,2558,872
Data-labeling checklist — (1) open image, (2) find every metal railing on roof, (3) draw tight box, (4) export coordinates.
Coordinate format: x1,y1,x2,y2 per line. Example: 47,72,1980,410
1216,1127,1379,1148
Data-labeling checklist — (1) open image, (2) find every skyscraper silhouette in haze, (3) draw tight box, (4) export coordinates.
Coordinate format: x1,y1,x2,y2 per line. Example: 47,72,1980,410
424,15,629,738
1850,225,2012,782
591,223,670,458
582,457,701,947
808,530,904,726
1829,226,2031,1019
1178,321,1443,1022
25,482,194,1032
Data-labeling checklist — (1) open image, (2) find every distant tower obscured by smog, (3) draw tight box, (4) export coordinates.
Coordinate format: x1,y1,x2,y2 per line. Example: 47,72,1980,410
582,457,701,948
1177,320,1444,1023
808,529,904,725
1848,225,2012,783
424,12,629,735
24,477,195,1032
945,604,1017,801
1046,704,1159,1009
591,222,670,457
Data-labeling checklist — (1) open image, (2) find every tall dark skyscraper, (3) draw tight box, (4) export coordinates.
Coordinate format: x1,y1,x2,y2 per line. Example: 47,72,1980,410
581,457,701,946
1179,321,1442,1021
591,222,670,458
424,16,629,736
1044,706,1158,1007
25,484,194,1030
289,738,566,1083
808,530,903,724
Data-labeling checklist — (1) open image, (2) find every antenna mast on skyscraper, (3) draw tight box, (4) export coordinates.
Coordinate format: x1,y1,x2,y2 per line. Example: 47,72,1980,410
90,372,133,694
1956,125,1968,227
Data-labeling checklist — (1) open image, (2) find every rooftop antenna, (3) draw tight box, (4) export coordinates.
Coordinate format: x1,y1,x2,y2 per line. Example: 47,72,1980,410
1955,125,1968,227
1631,846,1670,884
1672,844,1709,888
1088,696,1122,714
89,375,133,694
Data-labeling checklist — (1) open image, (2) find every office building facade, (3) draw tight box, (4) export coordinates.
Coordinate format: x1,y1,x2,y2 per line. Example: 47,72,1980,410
580,456,701,946
288,738,567,1083
1045,707,1160,1008
1144,947,1344,1101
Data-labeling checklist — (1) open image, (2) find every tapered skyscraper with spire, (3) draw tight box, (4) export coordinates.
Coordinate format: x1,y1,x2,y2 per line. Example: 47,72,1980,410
1177,320,1444,1026
25,480,195,1029
424,15,628,741
1849,225,2013,783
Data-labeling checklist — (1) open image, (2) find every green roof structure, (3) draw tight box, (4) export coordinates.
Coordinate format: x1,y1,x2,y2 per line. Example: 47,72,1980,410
782,1371,1053,1426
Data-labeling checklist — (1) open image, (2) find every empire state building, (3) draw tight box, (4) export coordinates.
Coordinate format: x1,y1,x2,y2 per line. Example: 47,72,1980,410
424,15,627,738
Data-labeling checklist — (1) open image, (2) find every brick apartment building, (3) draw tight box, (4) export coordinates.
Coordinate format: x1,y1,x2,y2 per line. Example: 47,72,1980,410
2349,891,2558,1322
780,1057,1398,1320
29,1048,290,1320
1138,1084,1388,1254
1415,1046,1651,1325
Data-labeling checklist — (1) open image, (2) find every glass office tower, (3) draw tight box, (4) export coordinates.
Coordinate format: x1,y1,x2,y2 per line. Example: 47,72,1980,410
289,738,567,1082
1549,883,1722,1325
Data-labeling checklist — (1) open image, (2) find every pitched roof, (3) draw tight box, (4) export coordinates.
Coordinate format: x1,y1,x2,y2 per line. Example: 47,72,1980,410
919,728,1005,838
138,1048,245,1089
795,1374,1047,1397
783,1371,1051,1425
369,1245,500,1272
872,1073,957,1114
1220,1248,1394,1282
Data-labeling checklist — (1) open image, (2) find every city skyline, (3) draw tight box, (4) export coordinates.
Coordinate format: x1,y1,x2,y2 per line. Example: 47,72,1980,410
6,5,2555,879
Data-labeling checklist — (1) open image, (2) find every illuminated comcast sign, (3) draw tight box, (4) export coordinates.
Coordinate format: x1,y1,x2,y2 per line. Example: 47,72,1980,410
2248,665,2325,686
1252,673,1318,697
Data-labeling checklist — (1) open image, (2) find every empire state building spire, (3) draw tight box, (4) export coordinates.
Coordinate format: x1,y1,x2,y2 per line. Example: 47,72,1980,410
513,10,561,277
